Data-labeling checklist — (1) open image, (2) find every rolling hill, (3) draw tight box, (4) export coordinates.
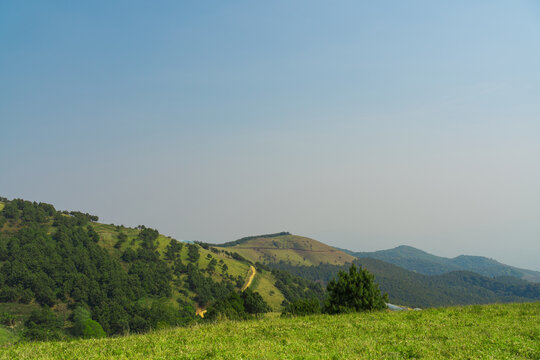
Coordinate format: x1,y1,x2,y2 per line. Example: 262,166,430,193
215,233,356,266
90,223,286,311
340,245,540,283
0,198,323,340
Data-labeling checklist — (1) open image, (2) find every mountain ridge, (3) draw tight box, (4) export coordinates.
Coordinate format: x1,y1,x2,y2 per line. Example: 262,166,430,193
214,233,356,266
338,245,540,283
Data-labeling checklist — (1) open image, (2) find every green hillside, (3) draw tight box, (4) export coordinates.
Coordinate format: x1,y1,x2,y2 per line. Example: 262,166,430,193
271,258,540,308
0,198,323,341
342,245,540,282
1,302,538,359
215,233,356,266
89,222,285,311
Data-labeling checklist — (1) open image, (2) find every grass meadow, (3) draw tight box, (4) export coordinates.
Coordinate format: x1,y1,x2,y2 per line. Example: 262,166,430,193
1,302,538,359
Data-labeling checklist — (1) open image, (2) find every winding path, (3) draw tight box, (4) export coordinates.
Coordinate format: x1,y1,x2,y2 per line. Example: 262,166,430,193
241,265,256,291
197,265,256,317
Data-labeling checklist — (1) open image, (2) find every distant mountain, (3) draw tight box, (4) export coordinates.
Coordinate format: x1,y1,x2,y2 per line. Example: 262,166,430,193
270,258,540,308
338,245,540,283
215,233,356,266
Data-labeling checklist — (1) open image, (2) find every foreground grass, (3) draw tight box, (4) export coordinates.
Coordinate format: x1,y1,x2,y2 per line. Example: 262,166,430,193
1,303,539,359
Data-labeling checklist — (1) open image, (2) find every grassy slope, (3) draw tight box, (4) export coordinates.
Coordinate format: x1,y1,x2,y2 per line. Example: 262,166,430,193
2,303,539,359
0,202,4,212
216,234,356,266
90,223,285,311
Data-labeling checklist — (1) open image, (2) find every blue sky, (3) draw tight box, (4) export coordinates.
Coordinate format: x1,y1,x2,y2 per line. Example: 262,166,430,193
1,1,540,270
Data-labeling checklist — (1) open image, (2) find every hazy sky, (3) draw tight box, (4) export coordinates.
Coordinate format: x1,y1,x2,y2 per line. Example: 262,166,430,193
1,1,540,270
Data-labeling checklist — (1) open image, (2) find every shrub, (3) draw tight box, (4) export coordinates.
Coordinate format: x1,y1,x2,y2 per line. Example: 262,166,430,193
283,298,321,316
72,306,106,338
324,264,387,314
81,319,106,338
0,312,16,327
23,308,64,341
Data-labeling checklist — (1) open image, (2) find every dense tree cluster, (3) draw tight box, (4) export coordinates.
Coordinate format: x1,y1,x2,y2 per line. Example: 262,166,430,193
282,298,321,316
0,199,194,339
165,239,183,261
23,308,64,341
205,289,271,321
185,264,235,305
270,258,540,308
187,243,200,263
270,268,325,307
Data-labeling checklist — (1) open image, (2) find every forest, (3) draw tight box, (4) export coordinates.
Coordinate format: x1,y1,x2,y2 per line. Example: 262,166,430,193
269,258,540,308
0,199,322,341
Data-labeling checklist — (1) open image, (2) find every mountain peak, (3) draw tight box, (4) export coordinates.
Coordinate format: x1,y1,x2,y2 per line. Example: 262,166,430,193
215,233,356,266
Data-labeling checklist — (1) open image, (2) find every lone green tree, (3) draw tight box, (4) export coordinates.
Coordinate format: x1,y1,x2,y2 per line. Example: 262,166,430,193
324,264,387,314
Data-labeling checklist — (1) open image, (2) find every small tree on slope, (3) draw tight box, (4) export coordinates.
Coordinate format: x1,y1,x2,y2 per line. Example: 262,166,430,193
324,264,388,314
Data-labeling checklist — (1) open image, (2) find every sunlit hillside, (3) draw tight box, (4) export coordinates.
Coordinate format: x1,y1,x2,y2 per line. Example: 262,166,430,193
216,233,356,266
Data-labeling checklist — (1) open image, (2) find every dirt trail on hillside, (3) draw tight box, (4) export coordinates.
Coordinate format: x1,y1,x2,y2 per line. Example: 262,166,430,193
196,265,255,317
241,265,256,291
195,306,207,318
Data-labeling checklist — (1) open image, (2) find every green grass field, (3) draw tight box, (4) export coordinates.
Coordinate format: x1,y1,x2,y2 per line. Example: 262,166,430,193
1,303,538,359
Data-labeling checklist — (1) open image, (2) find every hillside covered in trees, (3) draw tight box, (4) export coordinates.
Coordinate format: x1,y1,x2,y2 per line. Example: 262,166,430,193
0,198,324,341
271,258,540,308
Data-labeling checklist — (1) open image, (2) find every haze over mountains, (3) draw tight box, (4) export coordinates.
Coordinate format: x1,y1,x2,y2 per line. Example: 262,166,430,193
216,232,540,284
340,245,540,283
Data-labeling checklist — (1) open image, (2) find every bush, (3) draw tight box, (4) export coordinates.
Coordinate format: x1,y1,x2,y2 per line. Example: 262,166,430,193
114,232,128,249
81,319,106,338
0,312,16,327
23,308,64,341
71,306,106,339
19,288,34,304
0,287,19,302
324,264,387,314
283,298,321,316
187,244,200,263
1,202,20,220
241,289,271,315
205,290,271,321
